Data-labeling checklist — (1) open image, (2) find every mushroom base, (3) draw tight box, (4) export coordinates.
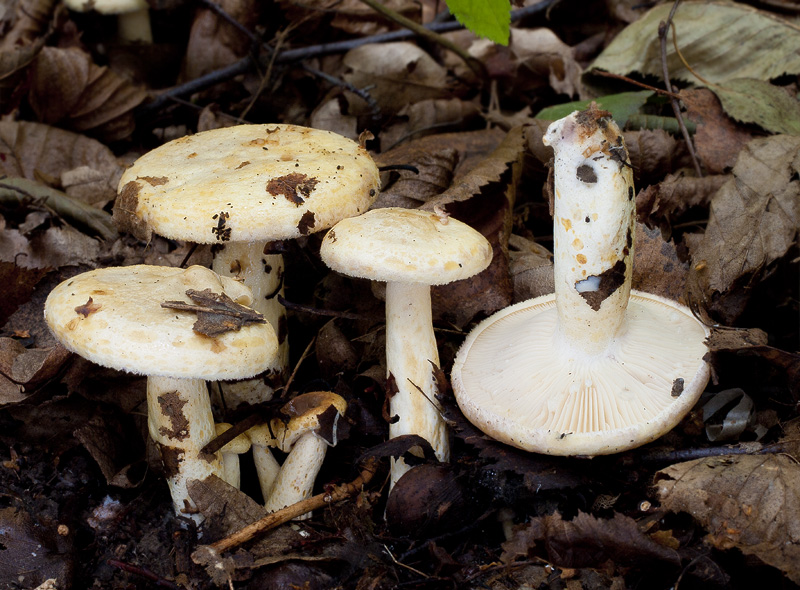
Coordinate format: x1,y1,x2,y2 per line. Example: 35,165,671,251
451,291,710,456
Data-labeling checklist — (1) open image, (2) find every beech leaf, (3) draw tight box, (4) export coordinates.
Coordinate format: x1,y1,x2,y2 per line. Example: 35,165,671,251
713,79,800,136
656,454,800,583
589,2,800,86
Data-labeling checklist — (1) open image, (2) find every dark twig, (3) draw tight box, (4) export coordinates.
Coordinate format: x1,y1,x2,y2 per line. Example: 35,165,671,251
277,295,365,320
196,0,260,47
107,559,183,589
589,69,682,100
137,3,556,118
620,441,789,467
658,0,703,177
301,63,381,121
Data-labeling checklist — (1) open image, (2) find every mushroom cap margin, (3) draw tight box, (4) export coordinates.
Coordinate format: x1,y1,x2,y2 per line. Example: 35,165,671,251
320,207,492,285
451,290,710,456
44,265,279,380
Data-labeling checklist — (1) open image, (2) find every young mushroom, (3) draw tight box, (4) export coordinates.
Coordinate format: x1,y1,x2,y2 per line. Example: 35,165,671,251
264,391,347,518
320,207,492,487
246,391,347,519
114,124,380,408
214,423,252,489
64,0,153,43
451,105,710,456
44,265,278,523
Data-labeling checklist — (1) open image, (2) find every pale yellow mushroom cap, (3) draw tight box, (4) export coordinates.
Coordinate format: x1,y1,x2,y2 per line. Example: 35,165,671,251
320,207,492,285
271,391,347,452
215,422,252,454
44,265,279,380
115,124,380,244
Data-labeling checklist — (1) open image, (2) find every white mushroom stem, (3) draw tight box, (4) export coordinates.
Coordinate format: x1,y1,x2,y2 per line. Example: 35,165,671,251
247,424,282,502
544,112,635,356
215,423,251,489
212,241,288,407
263,434,328,519
117,7,153,43
385,281,449,488
146,376,223,524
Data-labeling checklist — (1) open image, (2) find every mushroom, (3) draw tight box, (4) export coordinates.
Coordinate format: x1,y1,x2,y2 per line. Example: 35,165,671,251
44,264,278,522
264,391,347,518
451,105,710,456
114,124,380,408
320,207,492,487
214,423,252,489
64,0,153,43
246,391,347,519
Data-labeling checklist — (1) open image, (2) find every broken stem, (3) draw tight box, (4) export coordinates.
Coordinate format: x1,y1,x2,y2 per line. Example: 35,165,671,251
196,457,379,555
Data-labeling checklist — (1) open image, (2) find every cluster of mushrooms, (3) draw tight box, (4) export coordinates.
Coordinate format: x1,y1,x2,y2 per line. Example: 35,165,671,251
43,107,710,527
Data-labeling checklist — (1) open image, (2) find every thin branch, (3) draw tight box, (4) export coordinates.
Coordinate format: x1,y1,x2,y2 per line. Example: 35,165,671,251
658,0,703,177
193,457,379,556
137,3,556,118
589,69,682,100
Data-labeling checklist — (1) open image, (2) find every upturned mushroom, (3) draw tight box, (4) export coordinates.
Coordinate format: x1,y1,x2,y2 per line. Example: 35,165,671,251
320,207,492,487
246,391,347,518
451,105,710,456
44,265,278,522
114,124,380,407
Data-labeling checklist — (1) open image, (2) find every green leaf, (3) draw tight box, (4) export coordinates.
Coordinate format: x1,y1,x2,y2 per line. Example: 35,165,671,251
447,0,510,46
534,90,654,127
589,2,800,86
713,79,800,136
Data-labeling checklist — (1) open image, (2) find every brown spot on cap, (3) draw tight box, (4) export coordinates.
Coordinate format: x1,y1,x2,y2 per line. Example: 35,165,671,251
75,297,101,317
112,181,152,241
671,378,685,397
139,176,169,187
266,173,319,205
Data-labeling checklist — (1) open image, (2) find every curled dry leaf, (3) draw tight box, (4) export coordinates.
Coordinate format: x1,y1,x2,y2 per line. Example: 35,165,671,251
688,134,800,321
501,511,680,569
631,222,689,303
0,120,123,209
681,88,755,175
508,233,554,303
0,0,55,103
181,0,261,82
28,46,147,142
636,172,728,226
343,42,453,114
655,454,800,584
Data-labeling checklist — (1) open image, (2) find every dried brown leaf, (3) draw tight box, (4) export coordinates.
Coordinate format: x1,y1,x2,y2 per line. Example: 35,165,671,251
29,47,146,142
631,222,689,302
343,42,453,114
636,172,728,225
181,0,260,82
688,135,800,320
0,120,123,208
501,511,680,568
682,88,756,175
0,506,70,587
0,261,50,324
508,233,554,303
656,454,800,583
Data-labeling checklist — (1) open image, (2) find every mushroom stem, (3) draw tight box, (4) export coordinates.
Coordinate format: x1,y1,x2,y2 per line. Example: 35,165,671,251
545,109,635,356
263,433,328,519
385,281,449,488
146,376,224,523
212,241,288,406
117,7,153,43
247,424,282,502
